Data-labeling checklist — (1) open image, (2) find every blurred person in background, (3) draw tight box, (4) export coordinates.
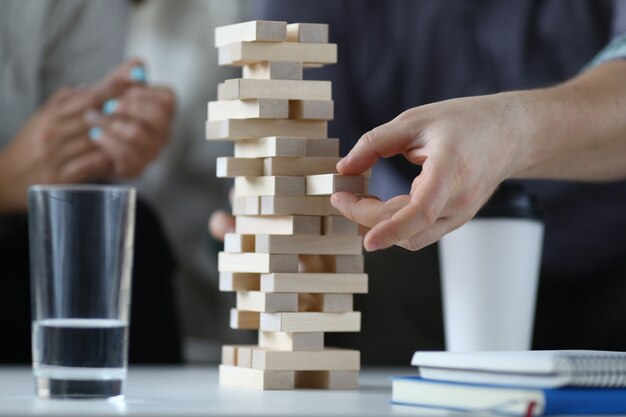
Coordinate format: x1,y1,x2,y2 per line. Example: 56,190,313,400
0,0,181,364
126,0,254,362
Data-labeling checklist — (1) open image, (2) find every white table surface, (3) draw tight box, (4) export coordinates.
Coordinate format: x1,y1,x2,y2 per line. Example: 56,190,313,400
0,366,452,417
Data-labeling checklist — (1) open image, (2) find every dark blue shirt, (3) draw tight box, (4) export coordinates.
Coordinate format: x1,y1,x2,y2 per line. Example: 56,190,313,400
255,0,626,281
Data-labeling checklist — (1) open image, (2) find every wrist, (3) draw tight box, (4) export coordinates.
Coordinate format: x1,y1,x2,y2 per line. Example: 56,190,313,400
505,88,558,179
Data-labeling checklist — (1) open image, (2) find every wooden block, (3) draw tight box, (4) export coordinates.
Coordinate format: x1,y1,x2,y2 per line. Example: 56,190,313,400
258,331,324,351
260,273,368,294
236,346,254,368
218,41,337,66
306,174,366,196
252,348,359,371
236,291,298,313
289,100,334,120
306,138,339,157
295,370,359,390
217,157,263,178
214,20,286,47
322,216,359,236
219,253,298,273
255,234,362,255
260,312,361,332
234,137,307,158
219,272,260,291
234,176,305,197
218,79,332,101
320,294,354,313
219,365,294,390
236,215,321,235
260,196,339,216
263,157,339,176
232,196,260,215
222,345,237,366
206,119,328,140
222,345,258,366
224,233,256,253
300,255,364,273
298,293,353,313
229,308,260,329
208,99,289,121
287,23,329,43
334,255,365,273
243,61,303,80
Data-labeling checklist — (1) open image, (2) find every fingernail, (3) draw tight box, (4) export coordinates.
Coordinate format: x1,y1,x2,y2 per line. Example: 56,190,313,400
84,109,102,125
102,99,119,115
129,65,147,84
330,194,338,207
365,240,380,252
89,127,103,142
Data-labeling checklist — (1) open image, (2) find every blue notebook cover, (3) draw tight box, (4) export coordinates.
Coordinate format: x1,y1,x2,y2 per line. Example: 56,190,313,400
391,376,626,416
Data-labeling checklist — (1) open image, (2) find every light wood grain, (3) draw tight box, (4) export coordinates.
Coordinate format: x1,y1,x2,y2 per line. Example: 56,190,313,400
219,272,260,291
207,119,328,140
306,174,366,196
243,61,303,80
234,176,305,197
215,20,287,47
260,312,361,332
208,99,289,121
236,291,298,313
289,100,334,120
258,331,324,351
260,273,368,293
219,252,298,273
229,308,260,329
236,215,321,235
218,79,332,101
219,41,337,66
286,23,329,43
252,348,359,371
255,234,362,255
263,157,339,176
234,137,307,158
260,195,339,216
216,157,263,178
219,364,294,390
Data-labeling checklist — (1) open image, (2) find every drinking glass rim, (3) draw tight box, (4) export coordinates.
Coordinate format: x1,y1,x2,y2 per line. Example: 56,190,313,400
29,184,135,193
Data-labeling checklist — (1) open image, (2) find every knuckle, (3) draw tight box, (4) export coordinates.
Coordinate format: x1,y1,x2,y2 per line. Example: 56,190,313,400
402,239,420,252
421,204,439,226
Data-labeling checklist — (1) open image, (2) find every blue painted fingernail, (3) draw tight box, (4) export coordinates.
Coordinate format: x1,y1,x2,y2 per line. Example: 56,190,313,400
102,99,118,115
89,127,103,141
129,65,147,84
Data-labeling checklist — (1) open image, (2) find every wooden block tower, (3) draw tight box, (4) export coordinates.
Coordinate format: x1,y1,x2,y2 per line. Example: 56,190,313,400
207,20,368,390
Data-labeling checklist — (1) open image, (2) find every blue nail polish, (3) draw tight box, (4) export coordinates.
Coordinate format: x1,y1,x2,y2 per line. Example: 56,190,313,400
89,127,103,141
102,99,118,115
129,66,147,84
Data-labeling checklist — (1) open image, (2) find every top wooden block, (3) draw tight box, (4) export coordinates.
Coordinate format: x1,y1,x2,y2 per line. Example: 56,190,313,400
287,23,329,43
215,20,287,47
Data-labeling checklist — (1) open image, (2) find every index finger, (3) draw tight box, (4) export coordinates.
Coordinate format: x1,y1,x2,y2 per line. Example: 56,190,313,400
91,58,146,102
337,112,418,175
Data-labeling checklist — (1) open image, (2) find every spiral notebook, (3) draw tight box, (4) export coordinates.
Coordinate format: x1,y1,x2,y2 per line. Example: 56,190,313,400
411,350,626,388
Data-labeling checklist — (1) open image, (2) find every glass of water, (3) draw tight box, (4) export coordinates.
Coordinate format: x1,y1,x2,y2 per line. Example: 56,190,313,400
28,185,136,399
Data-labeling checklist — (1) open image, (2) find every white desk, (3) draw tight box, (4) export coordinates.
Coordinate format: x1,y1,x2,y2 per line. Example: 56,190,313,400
0,366,444,416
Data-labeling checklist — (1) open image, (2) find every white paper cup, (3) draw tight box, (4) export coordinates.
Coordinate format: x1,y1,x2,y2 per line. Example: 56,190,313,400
439,186,544,352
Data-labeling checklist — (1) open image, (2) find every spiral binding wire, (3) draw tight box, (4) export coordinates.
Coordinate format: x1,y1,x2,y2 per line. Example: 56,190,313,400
556,354,626,387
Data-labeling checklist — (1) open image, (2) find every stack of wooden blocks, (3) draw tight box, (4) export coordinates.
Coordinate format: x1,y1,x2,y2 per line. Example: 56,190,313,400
207,20,369,390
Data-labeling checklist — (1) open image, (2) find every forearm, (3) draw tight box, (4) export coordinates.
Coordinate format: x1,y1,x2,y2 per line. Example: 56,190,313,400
514,60,626,181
